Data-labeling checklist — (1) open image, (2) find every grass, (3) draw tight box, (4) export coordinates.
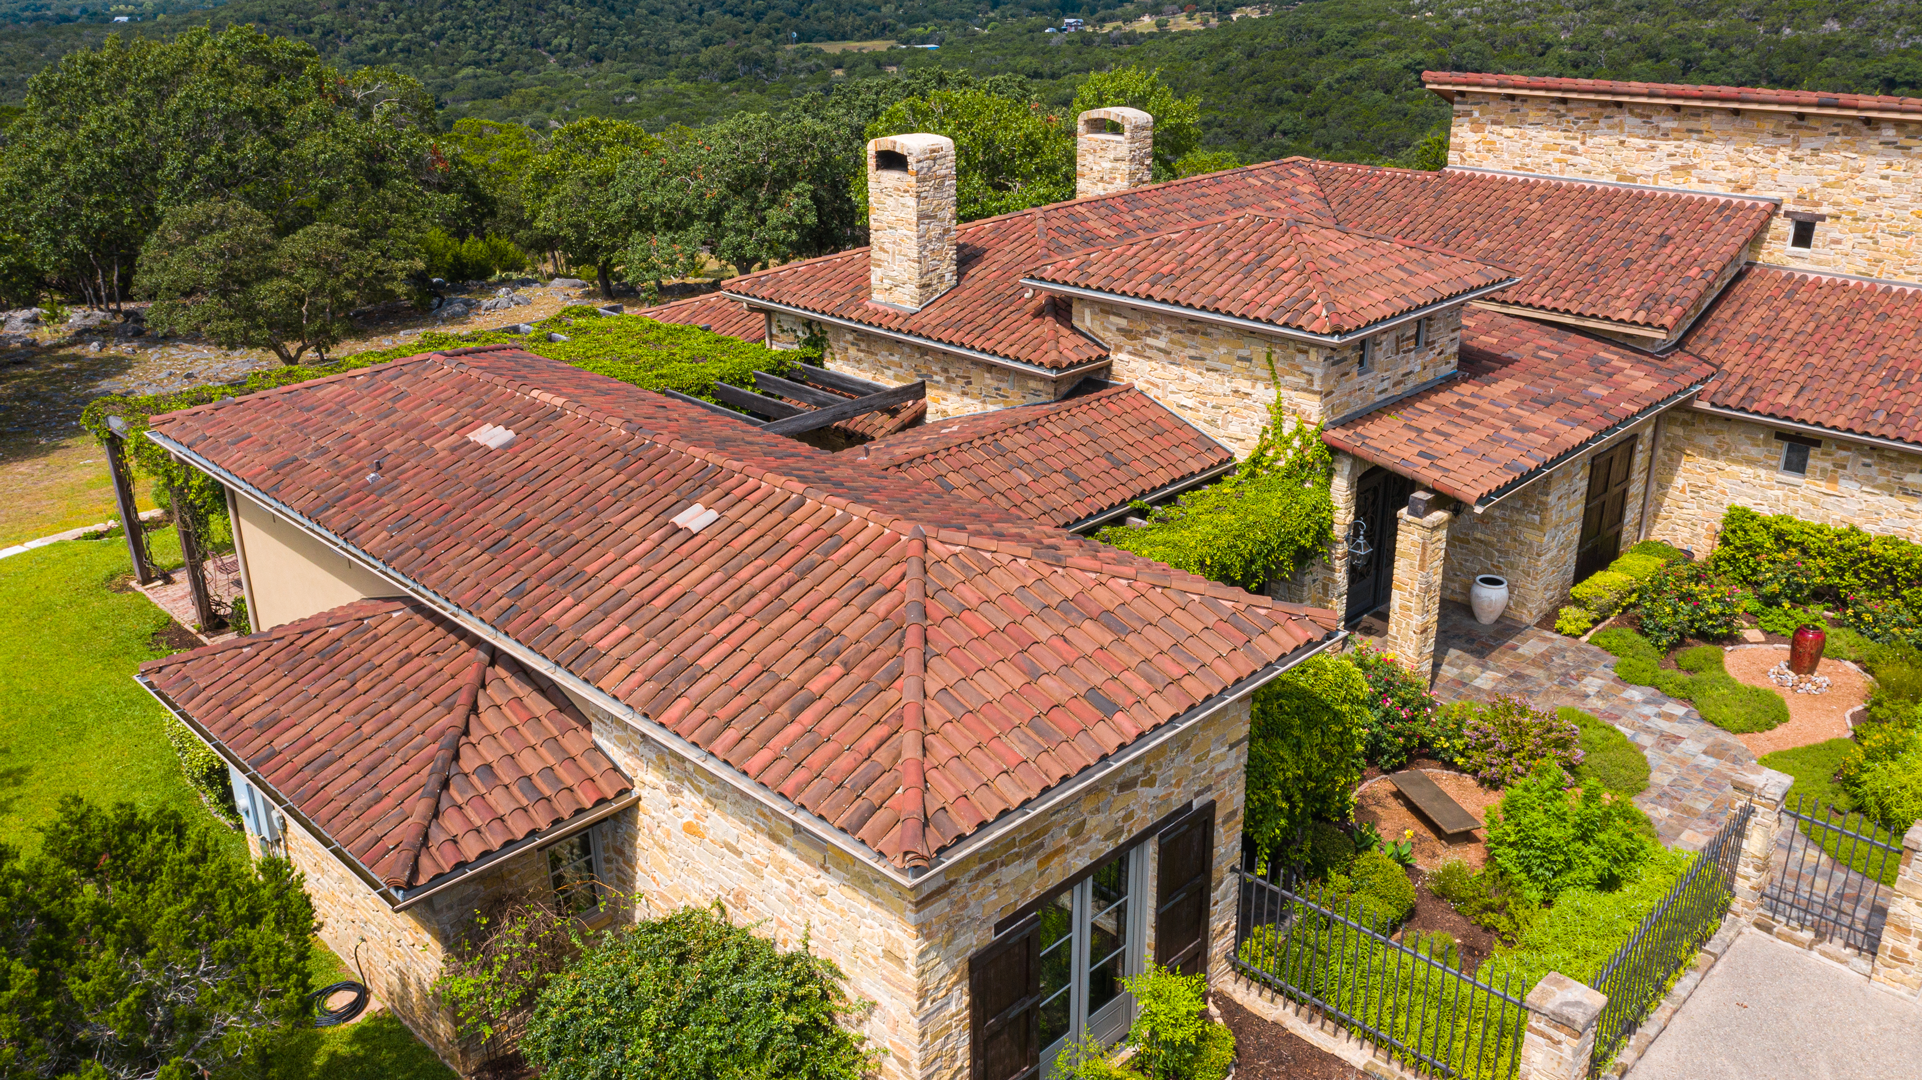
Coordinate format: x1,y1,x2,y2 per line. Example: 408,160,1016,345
1592,628,1790,734
0,535,453,1078
1562,707,1651,798
1759,738,1904,887
0,434,156,548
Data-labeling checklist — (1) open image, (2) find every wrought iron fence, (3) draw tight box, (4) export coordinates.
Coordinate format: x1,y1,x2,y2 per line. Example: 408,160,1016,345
1762,795,1902,954
1233,868,1529,1079
1585,802,1750,1076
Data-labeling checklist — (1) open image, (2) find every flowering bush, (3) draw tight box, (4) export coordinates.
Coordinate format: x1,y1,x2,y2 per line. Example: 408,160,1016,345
1346,644,1460,770
1844,594,1922,648
1453,695,1584,788
1634,562,1745,651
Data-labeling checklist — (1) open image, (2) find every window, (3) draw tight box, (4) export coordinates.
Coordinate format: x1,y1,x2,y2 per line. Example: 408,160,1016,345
1789,219,1816,250
1359,336,1376,372
1414,317,1428,349
1775,432,1820,476
547,825,605,915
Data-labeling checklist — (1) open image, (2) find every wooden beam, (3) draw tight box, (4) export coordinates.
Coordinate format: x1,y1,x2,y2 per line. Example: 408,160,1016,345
663,389,765,425
713,382,807,420
751,370,846,408
763,381,926,436
170,484,221,632
790,365,890,397
105,433,155,585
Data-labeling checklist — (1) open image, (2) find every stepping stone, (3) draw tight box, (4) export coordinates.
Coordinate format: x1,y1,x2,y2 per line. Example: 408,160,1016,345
1742,628,1767,642
1388,770,1482,837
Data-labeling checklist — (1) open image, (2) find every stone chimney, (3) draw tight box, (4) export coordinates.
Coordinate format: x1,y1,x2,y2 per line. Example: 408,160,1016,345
1077,107,1154,199
867,134,958,311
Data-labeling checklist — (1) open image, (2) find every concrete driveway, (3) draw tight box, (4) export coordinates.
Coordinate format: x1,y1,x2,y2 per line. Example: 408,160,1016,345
1628,929,1922,1080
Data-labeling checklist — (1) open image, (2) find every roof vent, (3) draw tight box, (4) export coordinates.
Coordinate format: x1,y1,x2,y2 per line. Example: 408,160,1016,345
467,423,518,449
670,502,722,533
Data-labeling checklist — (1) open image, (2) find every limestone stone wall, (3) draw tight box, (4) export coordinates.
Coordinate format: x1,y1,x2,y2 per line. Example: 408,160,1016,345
1076,107,1154,198
1270,450,1364,615
1320,309,1463,424
1446,91,1922,282
822,324,1069,420
1644,407,1922,554
868,135,959,310
1444,420,1656,624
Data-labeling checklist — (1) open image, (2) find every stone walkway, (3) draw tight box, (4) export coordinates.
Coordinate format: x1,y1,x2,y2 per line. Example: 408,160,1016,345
1426,602,1757,851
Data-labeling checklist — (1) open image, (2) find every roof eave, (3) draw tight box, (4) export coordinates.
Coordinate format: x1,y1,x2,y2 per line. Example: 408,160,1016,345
1690,399,1922,456
1426,78,1922,123
1020,277,1521,346
722,292,1110,379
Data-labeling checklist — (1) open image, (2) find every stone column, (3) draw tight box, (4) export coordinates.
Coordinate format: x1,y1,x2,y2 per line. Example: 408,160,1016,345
1728,768,1792,925
1382,505,1453,679
1272,450,1365,611
1870,821,1922,998
1519,972,1606,1080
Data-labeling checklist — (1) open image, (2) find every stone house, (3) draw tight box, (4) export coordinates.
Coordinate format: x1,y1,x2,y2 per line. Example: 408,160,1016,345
693,76,1921,675
132,345,1340,1079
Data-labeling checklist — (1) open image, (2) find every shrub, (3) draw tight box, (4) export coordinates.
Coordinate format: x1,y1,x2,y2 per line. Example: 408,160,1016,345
1428,860,1537,943
1675,645,1724,673
1609,551,1671,581
1244,654,1368,860
1635,562,1746,651
1303,820,1358,878
1410,929,1461,969
1555,605,1596,637
422,228,531,282
1764,737,1907,885
1347,643,1459,770
1570,570,1638,620
162,714,240,826
437,893,582,1045
1561,708,1650,798
1052,1036,1146,1080
1626,540,1687,564
1592,627,1662,664
1454,694,1583,788
1481,847,1693,992
1711,505,1922,617
1122,963,1234,1080
1843,594,1922,647
1753,602,1826,638
1333,848,1417,928
1825,623,1878,662
1844,745,1922,832
521,902,875,1080
1485,763,1655,904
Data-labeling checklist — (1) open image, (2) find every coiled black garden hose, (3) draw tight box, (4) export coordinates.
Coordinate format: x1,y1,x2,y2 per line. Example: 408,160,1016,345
309,939,370,1028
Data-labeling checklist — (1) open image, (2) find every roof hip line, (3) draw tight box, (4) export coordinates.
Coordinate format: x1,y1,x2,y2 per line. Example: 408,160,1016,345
387,643,494,889
899,526,931,872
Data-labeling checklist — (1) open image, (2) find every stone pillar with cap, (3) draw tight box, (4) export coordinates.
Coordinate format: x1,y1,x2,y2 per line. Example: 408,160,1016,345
1382,499,1453,681
1870,820,1922,998
1729,767,1793,925
1519,972,1607,1080
1076,107,1154,198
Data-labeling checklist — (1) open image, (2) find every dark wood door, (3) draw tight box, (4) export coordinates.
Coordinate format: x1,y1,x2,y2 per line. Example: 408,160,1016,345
1576,437,1638,583
1345,467,1414,622
1154,804,1216,978
970,916,1042,1080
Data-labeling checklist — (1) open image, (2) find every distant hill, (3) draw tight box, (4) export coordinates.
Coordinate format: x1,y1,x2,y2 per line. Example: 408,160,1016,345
6,0,1922,165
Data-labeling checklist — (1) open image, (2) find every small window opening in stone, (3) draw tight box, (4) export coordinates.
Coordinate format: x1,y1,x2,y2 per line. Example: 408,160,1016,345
1359,336,1376,372
1780,441,1811,475
1414,317,1427,350
874,149,909,171
1789,219,1816,250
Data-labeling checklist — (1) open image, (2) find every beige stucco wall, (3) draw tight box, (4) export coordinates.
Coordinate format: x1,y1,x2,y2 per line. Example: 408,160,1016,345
1443,419,1657,624
1077,299,1461,457
820,324,1069,421
1446,91,1922,282
1644,407,1922,553
233,493,402,631
590,694,1251,1080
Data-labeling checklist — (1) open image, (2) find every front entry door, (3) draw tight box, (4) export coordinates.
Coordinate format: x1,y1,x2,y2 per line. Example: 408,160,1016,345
1345,467,1413,622
1575,437,1638,582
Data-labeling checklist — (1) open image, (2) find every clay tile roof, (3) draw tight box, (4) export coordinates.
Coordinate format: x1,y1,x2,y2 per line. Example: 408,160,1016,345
1326,309,1715,505
1423,70,1922,119
1023,215,1515,337
722,159,1338,371
1682,265,1922,446
138,598,631,892
632,292,767,343
855,384,1234,529
144,347,1337,869
1307,162,1775,337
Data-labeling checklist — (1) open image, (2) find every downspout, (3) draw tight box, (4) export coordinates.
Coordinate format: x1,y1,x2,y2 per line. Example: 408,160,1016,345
224,487,262,632
1635,412,1666,542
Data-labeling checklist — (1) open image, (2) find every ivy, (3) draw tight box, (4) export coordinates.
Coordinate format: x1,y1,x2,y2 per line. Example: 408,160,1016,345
1096,360,1335,591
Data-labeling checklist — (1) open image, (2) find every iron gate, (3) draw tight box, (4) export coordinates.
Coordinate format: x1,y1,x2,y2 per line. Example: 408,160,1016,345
1761,795,1903,954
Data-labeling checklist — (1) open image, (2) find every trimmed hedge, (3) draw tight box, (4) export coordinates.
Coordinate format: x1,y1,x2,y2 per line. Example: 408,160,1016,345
1557,541,1688,637
1712,506,1922,646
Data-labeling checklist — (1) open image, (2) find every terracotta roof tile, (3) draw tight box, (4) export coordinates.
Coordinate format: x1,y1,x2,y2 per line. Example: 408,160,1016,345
631,293,767,342
1326,309,1715,504
1024,215,1515,336
1424,71,1922,118
145,347,1336,868
1307,163,1774,336
854,384,1232,528
1682,264,1922,446
139,598,631,890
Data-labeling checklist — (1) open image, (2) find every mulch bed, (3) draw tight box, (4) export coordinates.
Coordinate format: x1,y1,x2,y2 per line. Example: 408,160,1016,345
1217,993,1362,1080
1400,871,1500,975
149,619,202,653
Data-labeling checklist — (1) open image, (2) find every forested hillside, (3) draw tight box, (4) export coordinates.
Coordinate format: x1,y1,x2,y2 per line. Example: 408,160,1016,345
6,0,1922,166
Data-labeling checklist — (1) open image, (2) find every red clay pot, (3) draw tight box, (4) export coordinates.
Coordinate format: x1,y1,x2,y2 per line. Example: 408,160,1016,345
1789,625,1826,676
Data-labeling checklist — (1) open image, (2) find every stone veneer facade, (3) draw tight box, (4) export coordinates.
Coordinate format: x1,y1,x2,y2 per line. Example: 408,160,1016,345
1644,407,1922,553
868,134,960,311
1445,90,1922,281
820,323,1072,421
1444,420,1658,625
1076,108,1155,199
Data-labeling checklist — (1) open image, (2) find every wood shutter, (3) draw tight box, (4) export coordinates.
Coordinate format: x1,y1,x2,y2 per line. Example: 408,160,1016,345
1155,803,1215,977
970,915,1042,1080
1576,436,1638,582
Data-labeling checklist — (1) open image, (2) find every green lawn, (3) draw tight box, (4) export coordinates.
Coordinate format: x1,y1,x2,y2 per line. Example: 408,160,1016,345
1759,738,1904,887
0,534,453,1078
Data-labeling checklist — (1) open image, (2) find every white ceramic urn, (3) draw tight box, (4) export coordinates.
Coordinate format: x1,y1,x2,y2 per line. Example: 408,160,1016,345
1470,575,1510,625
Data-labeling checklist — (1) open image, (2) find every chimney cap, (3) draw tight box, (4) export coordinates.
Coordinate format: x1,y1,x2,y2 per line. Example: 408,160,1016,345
868,133,956,165
1079,107,1154,136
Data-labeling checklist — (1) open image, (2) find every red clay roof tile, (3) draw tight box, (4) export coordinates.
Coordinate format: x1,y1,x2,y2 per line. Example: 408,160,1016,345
1682,265,1922,446
1424,71,1922,118
145,347,1336,869
1326,309,1715,504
